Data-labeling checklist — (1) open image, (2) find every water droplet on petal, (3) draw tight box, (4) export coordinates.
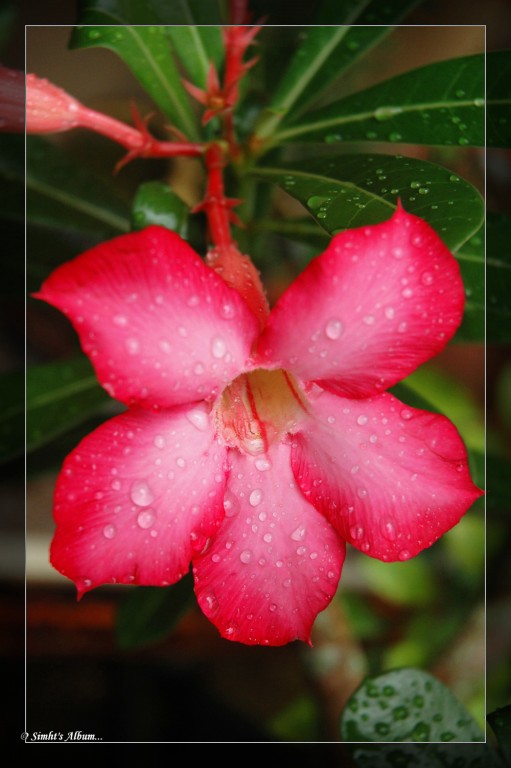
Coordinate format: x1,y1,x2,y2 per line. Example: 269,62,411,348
130,480,155,507
153,434,166,449
137,509,155,529
421,271,434,286
239,549,253,564
103,524,116,539
385,307,395,320
290,525,306,541
249,488,263,507
255,457,271,472
113,314,128,327
400,408,413,420
398,549,411,561
186,406,209,431
125,338,140,355
357,414,368,426
325,318,343,340
382,521,396,541
211,335,227,359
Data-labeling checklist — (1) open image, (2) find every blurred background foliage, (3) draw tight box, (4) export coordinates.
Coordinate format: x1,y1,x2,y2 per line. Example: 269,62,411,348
1,0,510,754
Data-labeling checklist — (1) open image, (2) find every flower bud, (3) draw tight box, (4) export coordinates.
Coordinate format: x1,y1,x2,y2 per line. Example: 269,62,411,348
25,73,82,133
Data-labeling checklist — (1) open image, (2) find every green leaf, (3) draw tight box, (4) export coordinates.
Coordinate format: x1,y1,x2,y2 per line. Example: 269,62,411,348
488,51,511,148
0,369,24,464
0,134,24,221
166,26,223,89
488,705,511,764
254,1,421,140
25,356,112,459
341,668,484,742
25,137,130,237
253,153,484,251
487,214,511,343
272,54,484,147
76,0,224,25
70,23,198,138
116,574,194,649
131,180,189,236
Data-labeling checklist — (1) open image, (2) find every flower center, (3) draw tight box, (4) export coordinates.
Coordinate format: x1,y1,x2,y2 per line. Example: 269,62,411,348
214,368,308,456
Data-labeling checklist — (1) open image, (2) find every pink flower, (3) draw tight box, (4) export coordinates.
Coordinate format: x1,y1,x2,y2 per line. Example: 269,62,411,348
36,205,482,646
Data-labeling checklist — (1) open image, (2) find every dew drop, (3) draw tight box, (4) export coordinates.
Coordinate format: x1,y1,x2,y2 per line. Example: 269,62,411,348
153,434,166,449
325,318,343,340
239,549,253,564
103,524,116,539
125,338,140,355
176,457,186,468
363,314,375,325
290,525,306,541
186,406,209,431
137,509,155,529
357,487,368,498
421,271,434,286
204,592,218,613
400,408,413,420
211,335,227,359
398,549,411,561
402,287,413,299
385,306,395,320
249,488,263,507
187,295,200,307
357,414,368,426
269,603,277,612
397,321,408,333
220,302,236,319
113,314,128,327
391,246,404,259
263,533,273,543
382,521,396,541
130,480,155,507
350,525,364,541
255,457,272,472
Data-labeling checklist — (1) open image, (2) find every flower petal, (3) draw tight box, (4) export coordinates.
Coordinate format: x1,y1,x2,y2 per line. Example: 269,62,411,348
193,442,345,646
50,404,227,595
291,389,482,561
36,226,259,408
256,206,465,398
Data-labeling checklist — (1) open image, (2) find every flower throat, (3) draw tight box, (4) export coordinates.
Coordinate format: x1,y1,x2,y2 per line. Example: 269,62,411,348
214,369,307,456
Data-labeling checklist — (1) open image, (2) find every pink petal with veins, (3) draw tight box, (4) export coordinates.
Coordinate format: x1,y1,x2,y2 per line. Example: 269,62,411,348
257,205,465,398
193,442,345,646
36,226,259,409
50,403,227,596
291,389,482,561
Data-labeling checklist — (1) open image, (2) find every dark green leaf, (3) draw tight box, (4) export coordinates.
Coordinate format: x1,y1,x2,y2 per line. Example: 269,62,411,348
488,51,511,148
166,26,223,89
25,356,112,459
116,574,194,649
131,180,189,236
76,0,224,25
454,224,483,342
0,1,17,53
253,153,484,251
341,668,484,742
70,24,198,138
487,214,511,343
272,54,484,147
488,705,511,764
25,137,130,237
0,369,24,464
254,1,421,139
0,133,24,221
